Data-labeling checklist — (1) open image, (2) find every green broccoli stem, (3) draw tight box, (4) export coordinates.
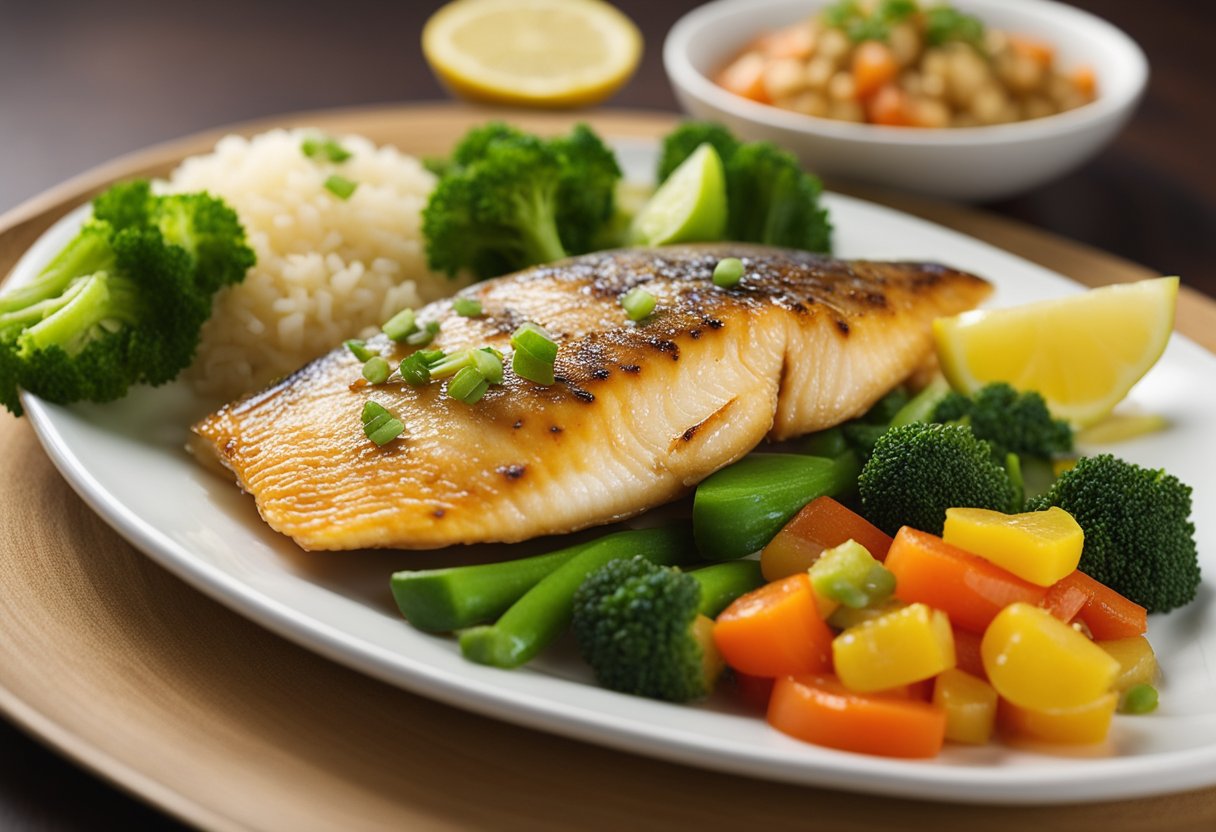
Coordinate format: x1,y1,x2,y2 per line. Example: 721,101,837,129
693,452,861,561
18,273,140,356
0,227,115,315
688,560,764,618
459,525,697,669
391,538,598,632
890,376,953,427
514,188,567,268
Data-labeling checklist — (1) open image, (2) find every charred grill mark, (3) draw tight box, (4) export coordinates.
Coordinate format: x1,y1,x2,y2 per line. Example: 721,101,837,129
650,338,680,360
512,419,524,429
497,464,526,480
554,374,597,403
620,364,640,374
689,329,701,339
667,397,739,453
835,318,851,335
591,368,610,379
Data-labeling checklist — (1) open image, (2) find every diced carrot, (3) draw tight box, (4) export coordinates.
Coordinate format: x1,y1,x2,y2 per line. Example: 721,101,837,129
756,24,815,60
1071,65,1097,98
733,672,776,713
761,495,894,580
885,527,1048,634
768,674,947,759
952,626,987,681
1009,35,1055,68
1040,578,1088,624
866,84,913,126
852,41,899,99
1053,571,1147,640
715,52,772,104
713,574,834,677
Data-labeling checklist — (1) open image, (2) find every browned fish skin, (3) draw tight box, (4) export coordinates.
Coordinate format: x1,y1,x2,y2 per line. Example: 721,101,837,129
193,245,991,550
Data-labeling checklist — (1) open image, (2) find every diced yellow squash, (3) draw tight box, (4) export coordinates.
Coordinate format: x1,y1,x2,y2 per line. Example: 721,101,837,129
933,668,997,744
692,614,726,691
982,603,1120,710
1098,636,1159,692
942,506,1084,587
833,603,956,693
999,692,1118,744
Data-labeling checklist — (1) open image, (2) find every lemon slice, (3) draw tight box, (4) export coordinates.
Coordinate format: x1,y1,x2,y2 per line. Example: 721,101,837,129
422,0,642,108
629,143,728,246
934,277,1178,427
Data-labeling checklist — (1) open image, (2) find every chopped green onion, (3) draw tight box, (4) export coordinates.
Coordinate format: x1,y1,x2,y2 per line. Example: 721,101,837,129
453,298,483,317
301,135,352,163
510,322,558,386
324,174,358,200
383,307,418,341
1121,683,1159,715
712,257,744,288
473,347,504,385
428,345,504,384
344,339,377,362
406,320,440,347
447,366,489,404
399,350,439,386
362,356,390,385
428,348,474,379
361,400,405,446
621,287,656,322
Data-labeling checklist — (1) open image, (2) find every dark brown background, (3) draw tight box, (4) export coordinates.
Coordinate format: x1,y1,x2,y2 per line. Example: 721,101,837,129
0,1,1212,828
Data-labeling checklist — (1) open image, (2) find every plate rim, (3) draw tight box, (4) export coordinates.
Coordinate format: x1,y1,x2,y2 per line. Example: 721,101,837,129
7,124,1216,808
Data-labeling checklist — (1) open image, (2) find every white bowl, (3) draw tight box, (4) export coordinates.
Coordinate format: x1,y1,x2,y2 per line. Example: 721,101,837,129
664,0,1148,200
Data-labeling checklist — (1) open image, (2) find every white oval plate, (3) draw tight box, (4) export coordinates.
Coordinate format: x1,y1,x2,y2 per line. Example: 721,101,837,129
14,142,1216,804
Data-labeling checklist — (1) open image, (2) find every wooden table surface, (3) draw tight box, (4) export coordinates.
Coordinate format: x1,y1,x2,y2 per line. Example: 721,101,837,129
0,2,1212,830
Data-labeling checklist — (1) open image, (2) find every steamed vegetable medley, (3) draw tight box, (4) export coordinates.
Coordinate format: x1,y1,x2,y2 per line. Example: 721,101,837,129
716,0,1097,128
391,287,1200,760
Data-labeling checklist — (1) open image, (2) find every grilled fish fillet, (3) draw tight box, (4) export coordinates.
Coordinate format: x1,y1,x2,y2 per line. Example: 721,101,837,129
193,245,991,550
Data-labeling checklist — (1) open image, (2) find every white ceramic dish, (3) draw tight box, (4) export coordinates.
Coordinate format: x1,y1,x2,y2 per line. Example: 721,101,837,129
664,0,1148,200
14,141,1216,804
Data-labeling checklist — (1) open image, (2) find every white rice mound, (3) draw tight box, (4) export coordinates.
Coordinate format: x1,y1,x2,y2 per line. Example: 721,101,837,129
167,128,463,398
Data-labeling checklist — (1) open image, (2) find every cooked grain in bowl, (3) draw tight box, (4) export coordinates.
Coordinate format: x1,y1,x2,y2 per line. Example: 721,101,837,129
166,128,465,398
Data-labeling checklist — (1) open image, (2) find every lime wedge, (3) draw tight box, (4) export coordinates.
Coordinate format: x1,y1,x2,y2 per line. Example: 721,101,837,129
629,143,728,246
934,277,1178,427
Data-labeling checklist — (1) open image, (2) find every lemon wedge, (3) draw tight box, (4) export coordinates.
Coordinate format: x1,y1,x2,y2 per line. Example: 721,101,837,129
422,0,642,108
934,277,1178,427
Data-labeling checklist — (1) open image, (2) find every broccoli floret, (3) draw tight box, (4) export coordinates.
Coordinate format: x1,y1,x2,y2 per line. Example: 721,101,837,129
572,558,761,702
932,382,1073,459
858,422,1019,535
656,122,831,252
573,557,707,702
725,142,832,253
423,123,621,279
549,123,622,255
1026,455,1200,613
0,180,254,416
